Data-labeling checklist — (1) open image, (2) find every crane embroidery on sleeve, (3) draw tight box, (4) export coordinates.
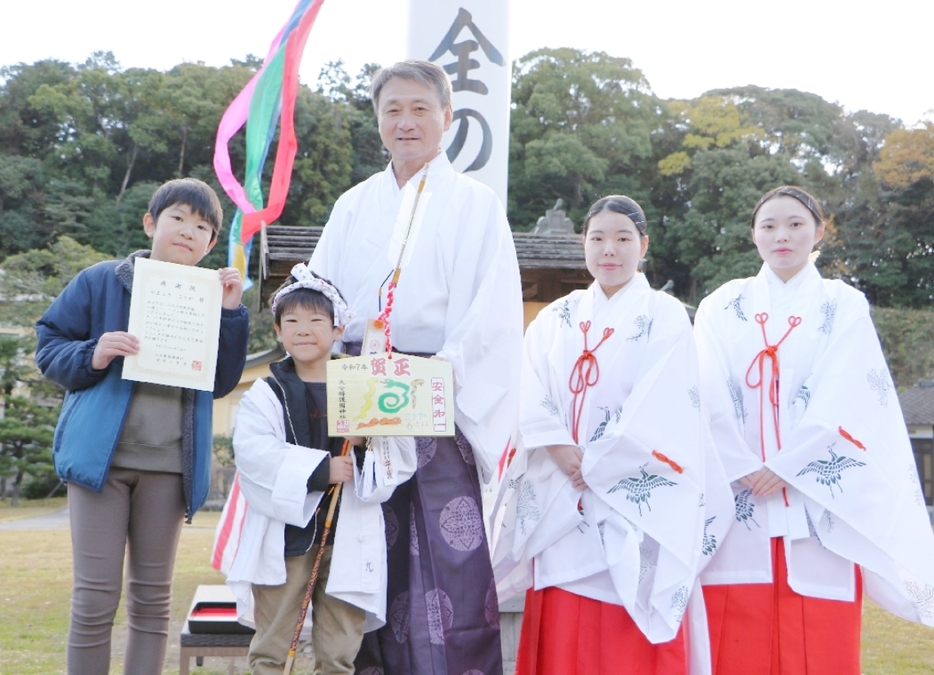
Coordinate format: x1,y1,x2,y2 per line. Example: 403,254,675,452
867,369,892,407
905,581,934,621
539,395,559,417
515,477,541,536
734,489,760,529
590,406,611,442
702,516,718,555
727,378,746,422
588,406,622,442
638,546,656,583
724,294,747,321
793,385,810,410
688,386,700,409
607,463,677,516
671,586,689,623
908,462,926,508
627,315,653,342
796,443,866,498
819,300,837,335
553,298,572,328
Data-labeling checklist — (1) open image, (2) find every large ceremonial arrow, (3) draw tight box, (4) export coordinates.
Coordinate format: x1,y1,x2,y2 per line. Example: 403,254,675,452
214,0,327,281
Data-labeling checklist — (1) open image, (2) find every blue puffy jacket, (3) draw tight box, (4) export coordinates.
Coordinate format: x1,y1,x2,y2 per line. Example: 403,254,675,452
35,252,249,519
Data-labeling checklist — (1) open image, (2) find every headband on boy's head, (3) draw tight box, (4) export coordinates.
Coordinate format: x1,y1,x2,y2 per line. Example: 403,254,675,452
271,263,353,328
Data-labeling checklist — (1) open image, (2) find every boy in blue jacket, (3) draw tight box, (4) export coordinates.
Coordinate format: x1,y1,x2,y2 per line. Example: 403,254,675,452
35,177,250,675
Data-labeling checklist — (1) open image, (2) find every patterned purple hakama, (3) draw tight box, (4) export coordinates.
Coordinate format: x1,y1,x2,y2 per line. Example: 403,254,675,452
355,429,504,675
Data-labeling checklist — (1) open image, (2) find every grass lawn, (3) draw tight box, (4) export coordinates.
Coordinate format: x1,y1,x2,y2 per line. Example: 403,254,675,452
863,601,934,674
0,507,317,675
1,500,933,673
0,496,67,522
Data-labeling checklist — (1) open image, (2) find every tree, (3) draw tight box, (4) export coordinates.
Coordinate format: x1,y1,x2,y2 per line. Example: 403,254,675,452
113,67,169,203
704,85,847,163
874,123,934,190
645,87,908,302
3,50,932,310
818,123,934,306
280,88,355,226
0,394,57,505
157,61,254,180
0,235,109,325
316,61,386,186
82,180,161,258
657,96,765,177
664,149,805,301
0,237,106,502
508,48,658,228
0,334,33,397
0,154,49,256
816,110,899,285
647,90,817,299
0,59,76,158
0,334,58,505
648,95,770,296
27,52,127,192
862,177,934,306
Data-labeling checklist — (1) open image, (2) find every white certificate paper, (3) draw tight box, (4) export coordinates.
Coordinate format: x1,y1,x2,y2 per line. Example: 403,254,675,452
123,258,222,392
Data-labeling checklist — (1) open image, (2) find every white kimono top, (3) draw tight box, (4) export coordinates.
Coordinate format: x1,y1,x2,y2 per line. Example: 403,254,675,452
696,262,934,626
225,378,417,631
309,153,523,482
492,275,734,645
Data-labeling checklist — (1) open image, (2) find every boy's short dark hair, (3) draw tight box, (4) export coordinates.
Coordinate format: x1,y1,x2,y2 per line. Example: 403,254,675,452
148,178,224,241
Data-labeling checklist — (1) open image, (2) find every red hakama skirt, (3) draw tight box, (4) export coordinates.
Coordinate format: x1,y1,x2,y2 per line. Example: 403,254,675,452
703,537,862,675
515,586,688,675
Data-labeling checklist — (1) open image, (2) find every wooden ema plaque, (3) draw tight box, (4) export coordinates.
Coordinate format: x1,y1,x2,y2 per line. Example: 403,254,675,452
326,353,454,437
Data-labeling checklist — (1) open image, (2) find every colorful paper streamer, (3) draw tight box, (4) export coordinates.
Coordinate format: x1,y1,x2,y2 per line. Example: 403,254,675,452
214,0,327,279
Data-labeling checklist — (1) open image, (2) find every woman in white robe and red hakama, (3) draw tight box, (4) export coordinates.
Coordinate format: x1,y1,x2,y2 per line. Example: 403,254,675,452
695,186,934,675
492,196,733,675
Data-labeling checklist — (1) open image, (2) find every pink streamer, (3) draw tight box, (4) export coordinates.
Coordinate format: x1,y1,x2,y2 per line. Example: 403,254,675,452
213,26,288,213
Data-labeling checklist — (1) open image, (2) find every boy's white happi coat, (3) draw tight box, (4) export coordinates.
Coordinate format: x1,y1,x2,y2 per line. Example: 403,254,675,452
492,275,733,645
696,262,934,626
224,378,417,631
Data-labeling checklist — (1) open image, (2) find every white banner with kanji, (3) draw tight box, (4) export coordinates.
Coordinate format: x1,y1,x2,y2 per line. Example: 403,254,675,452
407,0,511,207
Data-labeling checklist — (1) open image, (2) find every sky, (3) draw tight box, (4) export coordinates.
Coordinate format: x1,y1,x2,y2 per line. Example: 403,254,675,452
1,0,932,126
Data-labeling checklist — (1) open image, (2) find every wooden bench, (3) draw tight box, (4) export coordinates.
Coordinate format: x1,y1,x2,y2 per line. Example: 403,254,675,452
178,583,524,674
179,584,253,675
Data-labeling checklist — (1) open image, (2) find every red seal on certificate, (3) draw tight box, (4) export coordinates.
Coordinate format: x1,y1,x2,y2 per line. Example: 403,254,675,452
192,360,202,371
336,420,349,433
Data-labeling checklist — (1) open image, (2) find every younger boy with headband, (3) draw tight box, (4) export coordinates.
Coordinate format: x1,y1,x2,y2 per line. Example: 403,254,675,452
224,263,416,675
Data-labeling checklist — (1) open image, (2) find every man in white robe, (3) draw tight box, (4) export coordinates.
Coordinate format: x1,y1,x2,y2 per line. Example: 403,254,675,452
309,59,523,675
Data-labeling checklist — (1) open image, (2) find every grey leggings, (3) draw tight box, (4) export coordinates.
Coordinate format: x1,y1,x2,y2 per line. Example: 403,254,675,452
67,468,185,675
